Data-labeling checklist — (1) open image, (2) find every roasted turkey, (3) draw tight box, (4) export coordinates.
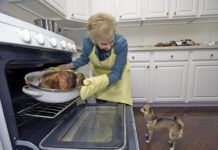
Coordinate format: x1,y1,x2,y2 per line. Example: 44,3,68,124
39,71,85,90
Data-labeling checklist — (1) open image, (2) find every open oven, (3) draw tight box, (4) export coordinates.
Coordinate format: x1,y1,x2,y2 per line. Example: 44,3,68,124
0,13,139,150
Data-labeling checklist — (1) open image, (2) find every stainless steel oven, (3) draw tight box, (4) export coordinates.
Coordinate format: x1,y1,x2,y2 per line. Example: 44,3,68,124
0,13,139,150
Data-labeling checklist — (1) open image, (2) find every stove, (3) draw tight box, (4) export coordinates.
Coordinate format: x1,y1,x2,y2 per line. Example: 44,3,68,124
0,13,139,150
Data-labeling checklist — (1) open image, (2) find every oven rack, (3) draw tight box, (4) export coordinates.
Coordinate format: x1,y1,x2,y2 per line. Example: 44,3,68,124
17,98,78,119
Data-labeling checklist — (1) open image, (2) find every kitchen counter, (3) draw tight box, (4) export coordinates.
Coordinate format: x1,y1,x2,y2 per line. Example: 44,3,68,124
128,45,218,51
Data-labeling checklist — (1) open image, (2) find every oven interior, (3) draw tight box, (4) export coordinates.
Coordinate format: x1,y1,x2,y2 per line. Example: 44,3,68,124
6,62,79,148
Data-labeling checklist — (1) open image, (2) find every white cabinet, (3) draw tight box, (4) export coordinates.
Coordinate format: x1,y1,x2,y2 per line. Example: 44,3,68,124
187,61,218,101
172,0,198,18
187,50,218,102
199,0,218,16
130,63,151,103
41,0,66,16
129,51,188,103
66,0,90,21
90,0,117,18
144,0,170,19
153,62,188,102
117,0,142,21
144,0,198,19
129,49,218,104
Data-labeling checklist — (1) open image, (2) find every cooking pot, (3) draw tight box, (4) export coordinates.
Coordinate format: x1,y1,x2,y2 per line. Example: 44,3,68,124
22,70,81,103
34,19,60,33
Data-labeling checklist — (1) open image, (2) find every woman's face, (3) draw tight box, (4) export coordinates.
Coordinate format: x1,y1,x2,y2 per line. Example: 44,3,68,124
96,35,115,51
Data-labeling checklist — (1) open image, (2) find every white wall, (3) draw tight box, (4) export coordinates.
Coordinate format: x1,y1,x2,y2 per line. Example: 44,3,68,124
64,22,218,48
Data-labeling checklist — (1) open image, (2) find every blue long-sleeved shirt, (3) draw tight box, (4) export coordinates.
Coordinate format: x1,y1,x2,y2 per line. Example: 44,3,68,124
73,33,128,85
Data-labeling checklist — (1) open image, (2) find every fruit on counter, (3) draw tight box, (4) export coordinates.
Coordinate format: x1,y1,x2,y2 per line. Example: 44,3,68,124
155,41,177,47
155,39,199,47
39,71,85,90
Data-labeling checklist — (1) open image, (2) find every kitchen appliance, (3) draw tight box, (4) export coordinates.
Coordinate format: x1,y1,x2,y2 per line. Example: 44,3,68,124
0,13,139,150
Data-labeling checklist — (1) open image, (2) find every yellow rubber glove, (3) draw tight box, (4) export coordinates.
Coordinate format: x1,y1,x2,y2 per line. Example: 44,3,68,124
80,74,109,100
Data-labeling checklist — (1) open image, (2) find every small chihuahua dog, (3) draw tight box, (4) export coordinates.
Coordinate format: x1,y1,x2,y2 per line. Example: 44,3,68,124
140,104,184,150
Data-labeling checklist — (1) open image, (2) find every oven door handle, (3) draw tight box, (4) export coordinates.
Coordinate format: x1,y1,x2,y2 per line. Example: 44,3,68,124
15,140,39,150
22,86,43,97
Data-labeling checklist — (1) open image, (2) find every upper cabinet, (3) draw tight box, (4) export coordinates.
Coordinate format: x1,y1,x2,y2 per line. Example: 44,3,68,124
143,0,198,19
66,0,90,21
117,0,142,21
144,0,170,19
199,0,218,16
90,0,117,18
41,0,66,16
172,0,198,18
6,0,218,22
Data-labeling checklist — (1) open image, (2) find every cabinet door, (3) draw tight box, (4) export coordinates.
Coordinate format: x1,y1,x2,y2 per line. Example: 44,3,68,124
42,0,66,16
199,0,218,16
153,62,188,102
144,0,170,19
172,0,198,18
67,0,90,20
130,63,151,103
91,0,116,18
187,61,218,101
118,0,142,21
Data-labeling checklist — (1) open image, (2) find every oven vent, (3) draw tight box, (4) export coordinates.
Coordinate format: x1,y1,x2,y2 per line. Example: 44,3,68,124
17,98,78,119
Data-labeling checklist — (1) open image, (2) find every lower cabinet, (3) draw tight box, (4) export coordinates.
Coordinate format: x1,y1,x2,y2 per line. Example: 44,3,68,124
129,49,218,104
187,61,218,101
130,63,150,103
153,62,188,102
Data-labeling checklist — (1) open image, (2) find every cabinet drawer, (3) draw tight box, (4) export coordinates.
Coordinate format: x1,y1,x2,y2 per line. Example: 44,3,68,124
153,51,189,61
192,50,218,60
128,52,150,62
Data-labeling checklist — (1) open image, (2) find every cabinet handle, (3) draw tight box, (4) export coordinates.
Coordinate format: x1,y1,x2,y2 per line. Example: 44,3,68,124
72,14,74,17
171,55,174,58
174,12,176,15
155,65,158,69
120,15,122,18
147,65,150,69
210,53,214,57
166,12,169,15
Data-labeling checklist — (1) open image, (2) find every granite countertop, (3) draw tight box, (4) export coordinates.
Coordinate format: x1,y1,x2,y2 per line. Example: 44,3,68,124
128,45,218,51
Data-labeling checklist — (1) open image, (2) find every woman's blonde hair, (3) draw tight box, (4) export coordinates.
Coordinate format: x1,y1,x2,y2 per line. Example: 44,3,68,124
87,12,117,44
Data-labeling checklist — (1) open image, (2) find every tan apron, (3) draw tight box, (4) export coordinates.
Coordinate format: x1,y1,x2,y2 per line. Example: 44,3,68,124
89,46,132,105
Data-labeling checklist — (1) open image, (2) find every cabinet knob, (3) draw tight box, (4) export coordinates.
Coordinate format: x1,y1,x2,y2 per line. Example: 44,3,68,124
120,15,122,18
171,55,174,58
166,12,169,15
72,14,74,17
132,56,135,59
174,12,177,15
210,53,214,57
155,65,158,69
147,65,150,69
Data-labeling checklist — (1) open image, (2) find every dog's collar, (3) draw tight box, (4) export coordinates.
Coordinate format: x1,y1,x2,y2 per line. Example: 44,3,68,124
147,115,158,121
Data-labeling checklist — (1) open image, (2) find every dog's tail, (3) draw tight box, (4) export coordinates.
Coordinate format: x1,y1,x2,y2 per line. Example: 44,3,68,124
174,116,184,129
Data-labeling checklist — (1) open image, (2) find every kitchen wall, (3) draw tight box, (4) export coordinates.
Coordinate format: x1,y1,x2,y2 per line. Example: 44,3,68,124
64,21,218,48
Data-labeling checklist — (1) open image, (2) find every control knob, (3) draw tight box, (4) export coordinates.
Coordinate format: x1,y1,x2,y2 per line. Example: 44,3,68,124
49,37,57,47
36,33,44,45
60,40,67,49
19,29,31,43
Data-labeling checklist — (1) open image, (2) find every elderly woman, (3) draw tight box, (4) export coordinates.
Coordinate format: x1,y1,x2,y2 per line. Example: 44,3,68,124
60,12,132,105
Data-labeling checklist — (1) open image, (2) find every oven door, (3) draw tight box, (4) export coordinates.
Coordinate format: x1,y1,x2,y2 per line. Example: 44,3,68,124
39,103,126,150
